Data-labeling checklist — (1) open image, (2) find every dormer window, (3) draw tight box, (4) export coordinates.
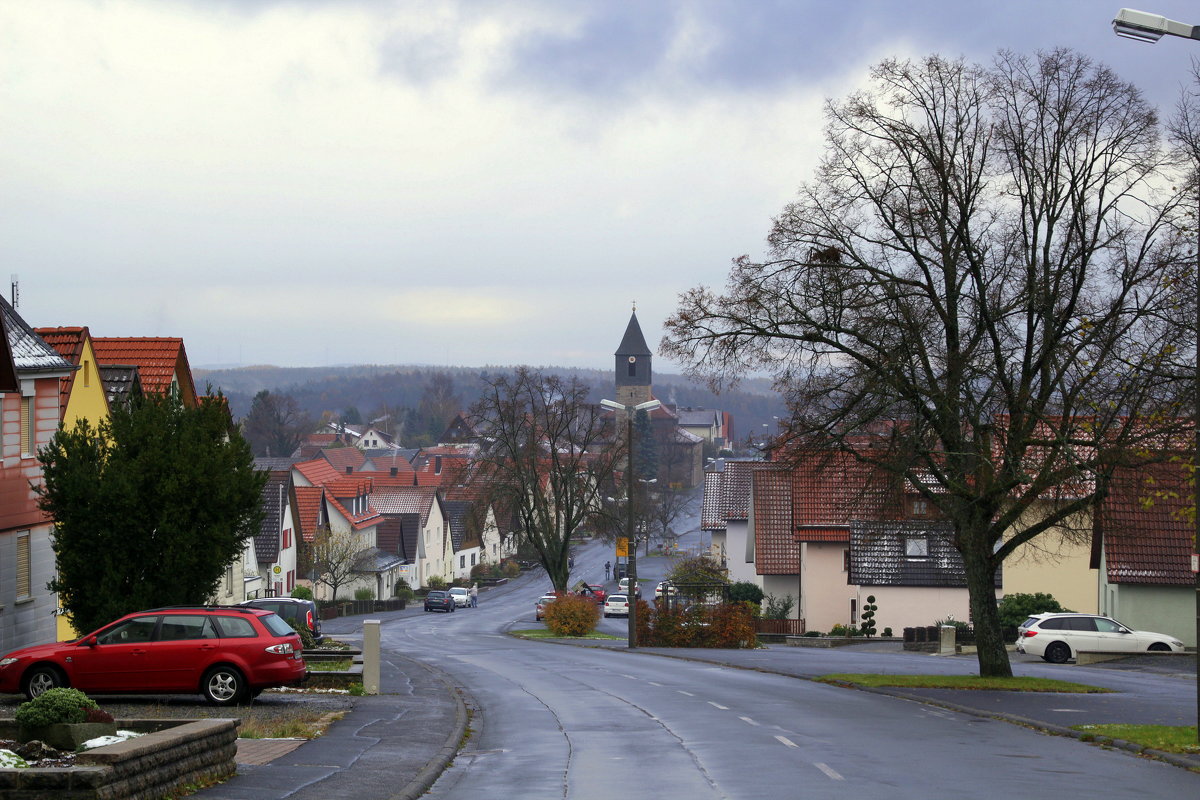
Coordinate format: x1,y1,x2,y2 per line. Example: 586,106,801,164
912,499,928,517
906,537,928,558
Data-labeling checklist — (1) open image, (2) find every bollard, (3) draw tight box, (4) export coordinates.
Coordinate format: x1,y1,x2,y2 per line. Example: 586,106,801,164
939,624,956,655
363,619,381,695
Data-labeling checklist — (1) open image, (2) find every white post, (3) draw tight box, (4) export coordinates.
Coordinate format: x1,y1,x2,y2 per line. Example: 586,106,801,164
363,619,381,695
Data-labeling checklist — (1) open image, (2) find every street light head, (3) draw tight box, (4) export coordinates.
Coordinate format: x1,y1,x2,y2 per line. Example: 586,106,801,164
633,399,662,412
1113,9,1167,42
599,399,624,412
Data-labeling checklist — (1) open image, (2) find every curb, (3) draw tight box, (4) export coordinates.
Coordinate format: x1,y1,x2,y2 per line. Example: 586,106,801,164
387,658,471,800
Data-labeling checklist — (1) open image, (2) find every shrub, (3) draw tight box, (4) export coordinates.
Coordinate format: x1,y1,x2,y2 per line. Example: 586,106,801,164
728,581,764,606
859,595,878,637
354,587,375,601
84,707,115,724
997,592,1072,629
761,593,795,620
290,586,314,601
470,562,490,579
543,594,599,636
288,617,317,650
15,688,100,728
882,627,893,637
426,576,448,590
501,559,521,579
828,623,862,637
393,578,415,602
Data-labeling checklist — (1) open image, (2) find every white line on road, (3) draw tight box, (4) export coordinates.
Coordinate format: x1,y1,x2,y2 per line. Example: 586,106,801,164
739,716,759,726
775,735,798,748
708,701,729,710
677,690,694,696
814,762,844,781
648,681,663,686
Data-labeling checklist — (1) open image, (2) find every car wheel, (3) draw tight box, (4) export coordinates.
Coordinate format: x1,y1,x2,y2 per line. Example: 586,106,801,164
1148,642,1171,652
202,665,247,706
22,665,66,700
1043,641,1071,664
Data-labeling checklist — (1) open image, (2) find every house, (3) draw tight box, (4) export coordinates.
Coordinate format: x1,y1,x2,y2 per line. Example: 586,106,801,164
372,485,451,589
675,407,727,449
31,326,111,431
848,520,996,634
89,336,198,406
248,462,301,600
0,298,75,651
1092,462,1195,646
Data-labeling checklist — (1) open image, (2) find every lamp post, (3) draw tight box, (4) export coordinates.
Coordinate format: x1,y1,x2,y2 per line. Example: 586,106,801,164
601,397,661,648
1112,7,1200,743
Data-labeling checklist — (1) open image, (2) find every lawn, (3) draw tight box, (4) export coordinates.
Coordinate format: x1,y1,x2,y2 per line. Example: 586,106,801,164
1072,724,1200,755
816,674,1114,693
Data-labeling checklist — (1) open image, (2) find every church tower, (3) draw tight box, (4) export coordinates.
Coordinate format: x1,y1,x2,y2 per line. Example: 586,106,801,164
614,309,652,407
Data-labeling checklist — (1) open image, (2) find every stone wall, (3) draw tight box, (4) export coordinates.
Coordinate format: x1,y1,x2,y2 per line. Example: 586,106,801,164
0,717,238,800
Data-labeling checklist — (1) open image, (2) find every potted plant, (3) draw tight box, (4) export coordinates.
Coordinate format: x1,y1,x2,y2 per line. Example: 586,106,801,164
15,688,116,751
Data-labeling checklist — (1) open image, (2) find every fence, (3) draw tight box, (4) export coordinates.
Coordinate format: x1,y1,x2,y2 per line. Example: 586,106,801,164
319,598,405,620
755,619,806,636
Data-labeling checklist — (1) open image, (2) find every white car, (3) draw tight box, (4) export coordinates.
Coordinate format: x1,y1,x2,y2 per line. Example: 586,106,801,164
603,594,630,618
535,594,558,621
448,587,471,608
654,581,677,598
1016,612,1184,663
617,578,641,598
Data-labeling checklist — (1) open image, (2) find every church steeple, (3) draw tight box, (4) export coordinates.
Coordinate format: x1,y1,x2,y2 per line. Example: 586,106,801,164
615,309,652,406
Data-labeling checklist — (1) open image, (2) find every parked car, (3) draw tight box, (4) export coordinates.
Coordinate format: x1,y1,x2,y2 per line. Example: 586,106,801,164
237,597,322,642
424,590,456,613
585,584,607,603
535,594,558,621
448,587,471,608
603,594,630,618
618,578,641,598
0,606,305,706
1016,612,1185,664
654,581,677,598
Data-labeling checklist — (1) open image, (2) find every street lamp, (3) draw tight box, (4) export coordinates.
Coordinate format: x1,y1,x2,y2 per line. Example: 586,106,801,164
1113,6,1200,744
601,396,661,648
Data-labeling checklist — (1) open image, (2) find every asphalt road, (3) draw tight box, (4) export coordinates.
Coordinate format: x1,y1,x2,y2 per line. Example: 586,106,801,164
386,541,1200,799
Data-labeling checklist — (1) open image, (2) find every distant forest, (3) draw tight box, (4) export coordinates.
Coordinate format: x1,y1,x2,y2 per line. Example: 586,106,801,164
195,364,788,448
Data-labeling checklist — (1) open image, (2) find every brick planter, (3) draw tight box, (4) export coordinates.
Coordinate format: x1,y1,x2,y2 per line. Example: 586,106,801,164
17,721,118,751
0,717,239,800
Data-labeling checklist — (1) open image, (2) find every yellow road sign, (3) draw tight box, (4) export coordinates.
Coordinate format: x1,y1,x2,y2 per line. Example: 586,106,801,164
616,537,628,557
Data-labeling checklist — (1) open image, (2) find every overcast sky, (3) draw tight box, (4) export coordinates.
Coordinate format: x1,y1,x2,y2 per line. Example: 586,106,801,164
6,1,1200,370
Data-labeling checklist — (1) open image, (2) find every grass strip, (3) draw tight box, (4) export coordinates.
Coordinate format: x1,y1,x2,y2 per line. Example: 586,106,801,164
1072,723,1200,754
816,674,1114,693
511,629,622,641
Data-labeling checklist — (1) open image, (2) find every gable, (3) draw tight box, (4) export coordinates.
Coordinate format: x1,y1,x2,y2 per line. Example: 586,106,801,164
1097,462,1192,586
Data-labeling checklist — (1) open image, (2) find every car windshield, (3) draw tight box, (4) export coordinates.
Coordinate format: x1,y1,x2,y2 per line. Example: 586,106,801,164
429,591,447,598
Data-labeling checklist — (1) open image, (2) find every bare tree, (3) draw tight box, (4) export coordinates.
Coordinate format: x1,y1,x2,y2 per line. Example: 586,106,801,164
242,390,313,458
469,368,616,591
305,525,366,603
664,50,1193,677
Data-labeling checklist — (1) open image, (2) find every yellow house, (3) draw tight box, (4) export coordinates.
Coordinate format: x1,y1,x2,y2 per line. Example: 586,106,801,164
1001,504,1097,614
32,326,118,640
32,326,112,434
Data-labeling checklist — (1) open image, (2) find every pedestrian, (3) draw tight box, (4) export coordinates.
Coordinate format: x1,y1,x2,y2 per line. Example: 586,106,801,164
470,583,478,608
604,561,611,580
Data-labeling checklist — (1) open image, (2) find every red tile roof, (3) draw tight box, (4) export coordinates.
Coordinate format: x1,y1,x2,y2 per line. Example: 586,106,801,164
1097,462,1193,585
90,337,197,403
293,459,343,487
32,326,89,416
320,447,366,473
753,468,796,574
293,486,325,542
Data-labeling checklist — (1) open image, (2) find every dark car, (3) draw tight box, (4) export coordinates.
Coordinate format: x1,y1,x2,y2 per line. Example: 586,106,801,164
238,597,322,641
0,606,306,706
424,590,456,612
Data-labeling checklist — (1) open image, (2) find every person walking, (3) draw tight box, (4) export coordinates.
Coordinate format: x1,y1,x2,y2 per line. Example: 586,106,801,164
604,561,611,581
469,583,478,608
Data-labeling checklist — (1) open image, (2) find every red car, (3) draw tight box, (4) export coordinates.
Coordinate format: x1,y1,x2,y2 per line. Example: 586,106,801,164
584,584,607,604
0,606,306,706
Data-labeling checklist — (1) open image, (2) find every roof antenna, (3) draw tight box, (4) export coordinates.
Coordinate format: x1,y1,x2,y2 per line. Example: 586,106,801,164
9,274,17,308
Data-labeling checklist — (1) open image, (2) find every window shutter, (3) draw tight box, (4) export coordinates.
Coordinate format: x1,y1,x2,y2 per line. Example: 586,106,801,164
20,397,33,456
16,532,32,599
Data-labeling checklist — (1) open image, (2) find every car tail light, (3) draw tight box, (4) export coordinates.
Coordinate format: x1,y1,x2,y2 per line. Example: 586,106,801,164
1022,630,1037,638
265,643,295,655
306,610,314,630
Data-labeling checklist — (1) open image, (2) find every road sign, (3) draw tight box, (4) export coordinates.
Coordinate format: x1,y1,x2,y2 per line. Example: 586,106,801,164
616,537,628,557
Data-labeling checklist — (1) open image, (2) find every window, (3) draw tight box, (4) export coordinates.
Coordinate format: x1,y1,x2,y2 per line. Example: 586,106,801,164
225,566,234,594
286,570,295,592
905,537,928,558
97,616,159,645
158,615,218,641
282,528,292,549
912,499,928,516
471,553,476,566
460,555,465,569
16,531,32,600
83,360,91,387
215,615,257,638
20,396,34,457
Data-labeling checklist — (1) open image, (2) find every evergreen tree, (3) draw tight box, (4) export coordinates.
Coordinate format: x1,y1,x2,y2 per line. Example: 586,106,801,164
37,391,267,635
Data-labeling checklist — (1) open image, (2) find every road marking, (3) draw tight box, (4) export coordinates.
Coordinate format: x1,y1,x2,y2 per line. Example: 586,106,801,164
677,690,694,696
648,681,663,686
739,716,759,726
621,674,638,680
775,735,798,748
708,701,729,710
814,762,844,781
1050,708,1087,713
